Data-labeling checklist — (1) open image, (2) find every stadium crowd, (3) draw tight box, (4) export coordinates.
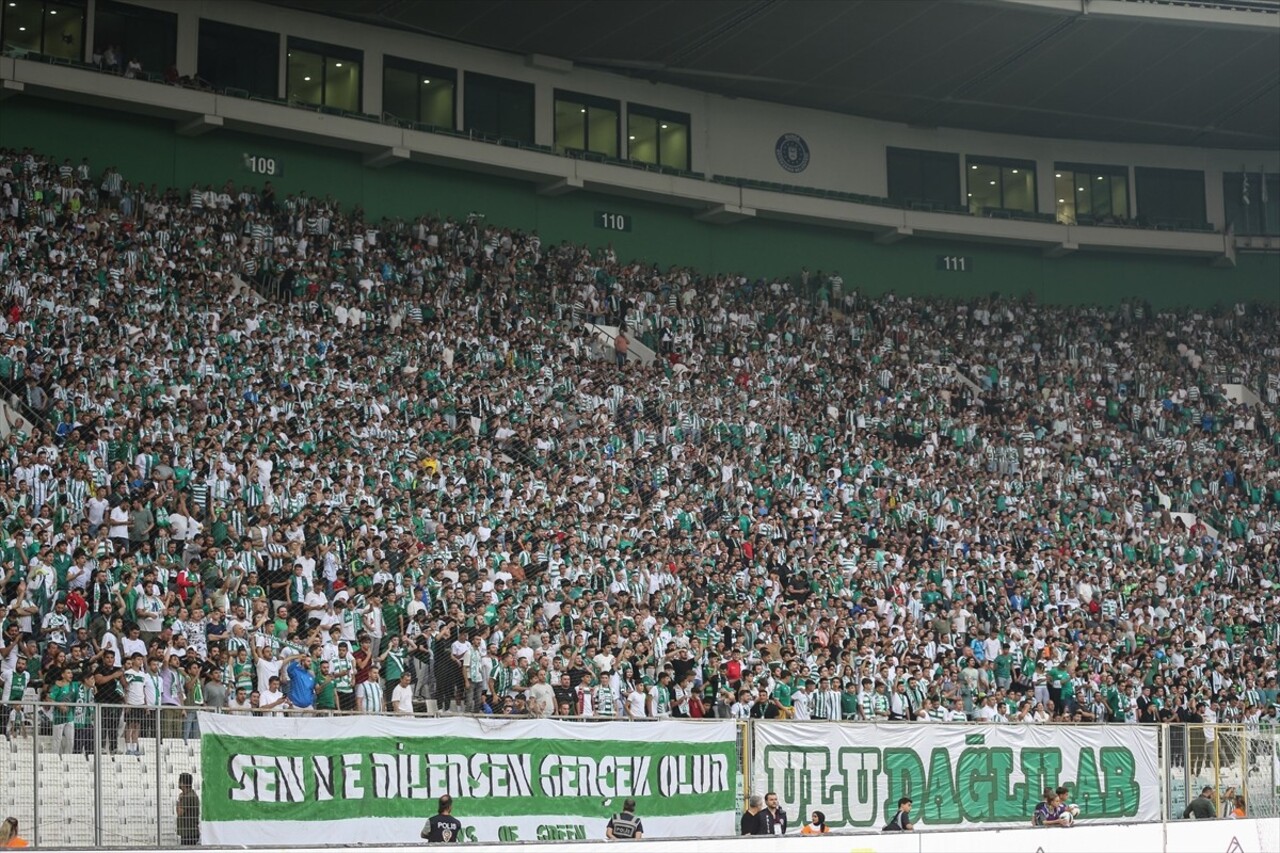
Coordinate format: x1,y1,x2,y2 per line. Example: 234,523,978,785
0,147,1277,754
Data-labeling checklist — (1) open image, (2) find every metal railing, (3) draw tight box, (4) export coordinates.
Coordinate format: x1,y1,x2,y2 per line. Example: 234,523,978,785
2,703,1275,847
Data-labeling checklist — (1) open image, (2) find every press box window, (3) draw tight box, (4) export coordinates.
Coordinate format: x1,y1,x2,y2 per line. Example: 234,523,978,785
554,90,619,158
464,72,534,144
286,37,362,112
2,0,84,60
384,57,455,128
198,19,278,98
627,105,689,171
887,147,961,208
966,157,1036,215
1135,167,1206,228
1054,164,1128,225
94,0,175,75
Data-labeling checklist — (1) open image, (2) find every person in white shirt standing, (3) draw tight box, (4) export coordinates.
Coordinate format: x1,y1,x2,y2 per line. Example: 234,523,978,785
391,672,415,714
791,681,812,721
122,653,147,756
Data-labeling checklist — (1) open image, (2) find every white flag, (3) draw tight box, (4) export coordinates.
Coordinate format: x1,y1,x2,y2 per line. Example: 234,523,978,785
1241,167,1250,206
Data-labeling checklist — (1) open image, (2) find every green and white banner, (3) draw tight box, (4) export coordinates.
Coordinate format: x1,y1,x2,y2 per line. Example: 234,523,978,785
752,722,1159,830
198,713,737,845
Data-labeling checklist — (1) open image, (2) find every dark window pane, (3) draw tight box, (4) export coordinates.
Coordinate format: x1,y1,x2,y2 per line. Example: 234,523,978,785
888,148,959,207
465,73,534,143
384,57,454,128
383,65,419,122
1136,167,1204,226
4,1,46,53
198,19,278,98
43,1,83,60
94,0,173,75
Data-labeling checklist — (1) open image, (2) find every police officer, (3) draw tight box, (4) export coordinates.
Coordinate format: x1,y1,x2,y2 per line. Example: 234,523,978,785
605,798,644,840
421,795,463,843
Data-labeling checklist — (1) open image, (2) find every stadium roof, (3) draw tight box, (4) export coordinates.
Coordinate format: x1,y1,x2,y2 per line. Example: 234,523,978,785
267,0,1280,151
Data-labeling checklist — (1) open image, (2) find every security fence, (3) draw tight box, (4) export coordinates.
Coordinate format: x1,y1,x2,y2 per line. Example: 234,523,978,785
1165,724,1279,820
0,704,1276,847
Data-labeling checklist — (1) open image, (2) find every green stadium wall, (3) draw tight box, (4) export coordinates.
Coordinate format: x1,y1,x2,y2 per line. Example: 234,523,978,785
3,97,1277,308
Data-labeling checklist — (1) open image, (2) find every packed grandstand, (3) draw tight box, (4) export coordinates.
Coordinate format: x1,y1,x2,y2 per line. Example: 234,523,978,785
0,146,1278,747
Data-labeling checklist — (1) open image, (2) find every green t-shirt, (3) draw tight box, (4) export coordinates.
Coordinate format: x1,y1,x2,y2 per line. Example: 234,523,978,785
50,683,76,724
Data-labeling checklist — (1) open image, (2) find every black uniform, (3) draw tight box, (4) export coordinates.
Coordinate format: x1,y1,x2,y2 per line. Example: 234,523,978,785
605,811,643,839
422,814,463,843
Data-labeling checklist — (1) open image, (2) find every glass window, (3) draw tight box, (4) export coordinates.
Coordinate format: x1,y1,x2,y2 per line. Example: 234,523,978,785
554,98,586,152
887,147,961,208
659,120,688,171
325,56,359,112
464,72,534,144
628,105,690,171
966,158,1036,214
1054,164,1128,225
383,57,454,128
94,0,174,76
2,0,83,59
1135,167,1206,228
286,49,323,106
198,19,279,98
628,113,657,163
967,163,1000,214
286,38,362,112
554,91,619,158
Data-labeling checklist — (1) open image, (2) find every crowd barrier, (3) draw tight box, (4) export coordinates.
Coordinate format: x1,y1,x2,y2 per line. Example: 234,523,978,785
0,704,1276,847
28,819,1279,853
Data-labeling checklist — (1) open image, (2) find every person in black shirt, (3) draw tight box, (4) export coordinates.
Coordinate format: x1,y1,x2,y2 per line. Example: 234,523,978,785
605,798,644,840
93,649,124,754
741,794,768,835
421,795,463,843
883,797,914,831
763,791,788,835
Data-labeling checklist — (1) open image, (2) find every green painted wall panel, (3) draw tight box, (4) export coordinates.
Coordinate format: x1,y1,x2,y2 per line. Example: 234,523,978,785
2,97,1275,308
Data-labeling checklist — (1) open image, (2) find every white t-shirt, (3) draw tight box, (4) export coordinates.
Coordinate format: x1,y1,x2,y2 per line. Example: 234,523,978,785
256,658,282,691
87,496,109,526
626,689,647,719
259,688,287,715
391,683,414,714
123,668,146,706
122,636,148,661
108,506,130,539
791,690,811,721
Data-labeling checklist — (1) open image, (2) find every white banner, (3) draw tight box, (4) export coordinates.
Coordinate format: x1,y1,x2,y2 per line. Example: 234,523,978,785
752,722,1160,831
198,714,738,845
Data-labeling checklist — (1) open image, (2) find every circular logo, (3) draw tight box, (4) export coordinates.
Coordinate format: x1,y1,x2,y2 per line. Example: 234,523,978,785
775,133,810,173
